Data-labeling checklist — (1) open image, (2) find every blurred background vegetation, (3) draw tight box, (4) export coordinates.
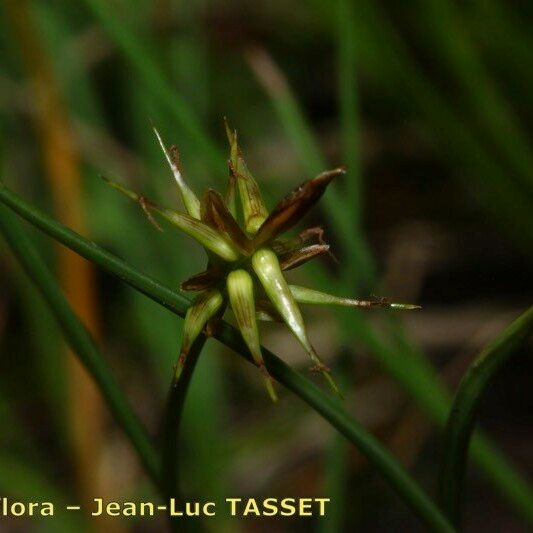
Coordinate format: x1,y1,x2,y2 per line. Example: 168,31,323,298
0,0,532,531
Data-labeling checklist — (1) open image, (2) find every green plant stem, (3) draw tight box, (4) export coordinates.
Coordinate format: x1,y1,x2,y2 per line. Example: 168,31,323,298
248,342,453,533
0,183,193,314
2,196,213,527
0,202,161,489
161,337,206,533
161,337,206,501
0,184,453,532
439,307,533,527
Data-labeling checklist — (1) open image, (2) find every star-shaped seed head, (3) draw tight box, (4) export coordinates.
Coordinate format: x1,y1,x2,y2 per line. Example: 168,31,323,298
103,121,419,401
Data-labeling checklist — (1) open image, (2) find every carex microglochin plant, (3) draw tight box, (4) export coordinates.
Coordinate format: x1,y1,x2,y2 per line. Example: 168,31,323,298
103,121,418,401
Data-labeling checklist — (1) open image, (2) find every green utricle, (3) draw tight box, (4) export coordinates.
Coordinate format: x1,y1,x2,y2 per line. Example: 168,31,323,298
251,248,314,355
181,289,224,356
227,269,277,401
227,270,262,363
157,208,240,261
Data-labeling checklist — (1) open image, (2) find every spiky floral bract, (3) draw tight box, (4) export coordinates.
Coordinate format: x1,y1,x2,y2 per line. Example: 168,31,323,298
103,122,419,400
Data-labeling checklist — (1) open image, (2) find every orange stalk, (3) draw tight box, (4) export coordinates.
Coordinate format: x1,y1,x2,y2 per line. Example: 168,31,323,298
5,0,107,516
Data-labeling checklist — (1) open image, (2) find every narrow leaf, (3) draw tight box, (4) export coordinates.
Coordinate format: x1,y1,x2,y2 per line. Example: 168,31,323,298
252,248,339,394
254,168,345,245
153,126,201,219
290,285,421,310
102,176,240,261
227,270,277,401
175,289,224,383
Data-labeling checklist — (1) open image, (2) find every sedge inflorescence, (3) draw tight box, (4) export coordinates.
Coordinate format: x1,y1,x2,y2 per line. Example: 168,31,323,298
104,121,418,401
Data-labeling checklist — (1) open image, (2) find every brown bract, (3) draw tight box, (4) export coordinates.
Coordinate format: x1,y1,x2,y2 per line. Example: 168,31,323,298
180,266,226,292
253,168,345,246
203,189,253,254
279,244,331,271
